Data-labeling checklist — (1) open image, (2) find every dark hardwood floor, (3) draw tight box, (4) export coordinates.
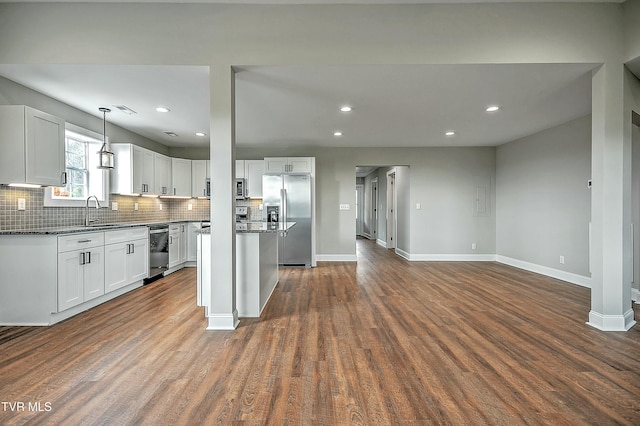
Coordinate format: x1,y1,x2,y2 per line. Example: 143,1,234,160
2,239,640,425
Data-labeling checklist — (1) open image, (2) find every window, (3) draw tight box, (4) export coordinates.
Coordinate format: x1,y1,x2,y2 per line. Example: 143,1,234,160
44,124,109,207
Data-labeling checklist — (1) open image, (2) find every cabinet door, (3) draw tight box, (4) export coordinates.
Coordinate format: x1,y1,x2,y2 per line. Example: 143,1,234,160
264,158,287,174
25,107,65,186
155,153,172,195
180,224,188,263
172,158,192,196
245,160,265,198
58,250,84,311
133,146,155,194
235,160,246,178
191,160,209,197
104,242,129,292
288,158,312,173
168,231,181,268
83,247,105,302
187,222,201,261
127,238,149,282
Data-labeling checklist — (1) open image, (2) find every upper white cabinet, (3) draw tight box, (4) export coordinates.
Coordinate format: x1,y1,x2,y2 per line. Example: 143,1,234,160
171,158,192,197
0,105,66,186
111,144,155,195
264,157,313,174
235,160,246,179
192,160,210,198
245,160,264,198
154,153,171,196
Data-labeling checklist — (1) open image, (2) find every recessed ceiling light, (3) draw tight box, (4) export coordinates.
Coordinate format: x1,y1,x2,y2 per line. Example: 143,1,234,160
486,105,500,112
195,132,206,137
445,131,456,136
333,131,343,137
340,106,353,112
156,106,170,113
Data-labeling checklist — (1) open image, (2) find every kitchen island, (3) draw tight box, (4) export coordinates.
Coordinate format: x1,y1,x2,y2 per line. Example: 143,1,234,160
197,222,295,318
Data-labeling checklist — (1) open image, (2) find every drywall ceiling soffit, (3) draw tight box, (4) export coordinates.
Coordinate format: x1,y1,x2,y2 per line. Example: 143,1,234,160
0,63,594,150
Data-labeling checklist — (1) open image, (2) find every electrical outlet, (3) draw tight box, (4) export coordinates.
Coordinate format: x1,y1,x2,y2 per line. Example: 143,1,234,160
471,243,477,250
134,202,139,211
159,203,163,211
188,203,193,211
416,203,421,210
259,204,263,210
17,198,26,211
560,255,565,264
111,202,118,211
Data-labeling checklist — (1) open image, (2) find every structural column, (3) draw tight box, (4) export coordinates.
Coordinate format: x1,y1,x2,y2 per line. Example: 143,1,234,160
207,65,239,330
589,63,635,331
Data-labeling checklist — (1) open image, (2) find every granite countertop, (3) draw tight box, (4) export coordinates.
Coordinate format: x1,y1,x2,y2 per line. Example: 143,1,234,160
198,222,296,235
0,219,210,236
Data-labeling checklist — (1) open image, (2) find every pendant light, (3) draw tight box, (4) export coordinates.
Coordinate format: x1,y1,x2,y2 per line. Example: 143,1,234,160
97,107,114,169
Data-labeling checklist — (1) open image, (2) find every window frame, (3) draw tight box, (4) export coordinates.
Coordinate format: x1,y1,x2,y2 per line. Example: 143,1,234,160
44,123,110,208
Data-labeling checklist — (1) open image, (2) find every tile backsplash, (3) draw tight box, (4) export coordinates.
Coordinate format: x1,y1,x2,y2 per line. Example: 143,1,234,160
0,186,210,230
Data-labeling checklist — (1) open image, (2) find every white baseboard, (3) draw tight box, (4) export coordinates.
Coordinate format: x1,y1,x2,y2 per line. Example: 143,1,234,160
496,255,591,288
316,254,357,262
206,310,239,330
587,309,636,331
376,239,387,248
408,253,498,262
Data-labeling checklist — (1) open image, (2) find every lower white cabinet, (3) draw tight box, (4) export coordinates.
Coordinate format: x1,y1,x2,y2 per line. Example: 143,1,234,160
58,247,105,311
187,222,202,262
104,227,149,293
168,223,187,269
57,232,105,312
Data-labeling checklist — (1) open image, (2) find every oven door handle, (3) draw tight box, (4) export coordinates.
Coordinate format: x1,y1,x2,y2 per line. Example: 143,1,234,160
150,228,168,234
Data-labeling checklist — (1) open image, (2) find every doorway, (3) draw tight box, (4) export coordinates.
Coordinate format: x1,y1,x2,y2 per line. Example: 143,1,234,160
371,177,378,242
356,184,364,236
386,170,396,250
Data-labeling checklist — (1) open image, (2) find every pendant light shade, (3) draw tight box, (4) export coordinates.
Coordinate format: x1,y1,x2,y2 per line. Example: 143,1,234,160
97,107,114,169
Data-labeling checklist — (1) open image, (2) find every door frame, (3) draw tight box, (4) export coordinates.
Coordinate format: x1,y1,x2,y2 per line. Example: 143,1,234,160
371,177,379,242
386,169,397,250
356,184,364,237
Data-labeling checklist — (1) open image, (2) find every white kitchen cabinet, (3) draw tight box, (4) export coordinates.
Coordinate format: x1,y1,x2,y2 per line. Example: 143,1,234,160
168,223,186,269
264,157,313,174
111,144,155,195
104,227,149,293
191,160,210,198
236,160,246,179
57,232,105,312
187,222,202,263
171,158,192,197
154,153,171,196
0,105,66,187
245,160,264,198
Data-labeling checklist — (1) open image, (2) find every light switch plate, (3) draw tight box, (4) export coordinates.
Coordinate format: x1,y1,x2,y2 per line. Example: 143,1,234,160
339,204,350,210
134,202,139,211
111,202,118,211
416,202,421,210
17,198,26,211
188,203,193,211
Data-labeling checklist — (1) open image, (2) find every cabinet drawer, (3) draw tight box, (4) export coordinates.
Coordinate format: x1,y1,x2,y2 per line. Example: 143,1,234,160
58,232,104,252
104,227,149,245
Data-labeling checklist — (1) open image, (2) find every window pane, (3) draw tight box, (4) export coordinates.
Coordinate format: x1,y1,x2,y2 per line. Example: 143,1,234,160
66,152,85,169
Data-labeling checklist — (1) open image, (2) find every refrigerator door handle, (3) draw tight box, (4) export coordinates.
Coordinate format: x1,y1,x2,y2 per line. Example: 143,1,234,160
280,188,287,224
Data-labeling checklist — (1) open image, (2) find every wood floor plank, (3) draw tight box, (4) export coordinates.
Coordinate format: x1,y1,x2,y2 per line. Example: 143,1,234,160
2,239,640,425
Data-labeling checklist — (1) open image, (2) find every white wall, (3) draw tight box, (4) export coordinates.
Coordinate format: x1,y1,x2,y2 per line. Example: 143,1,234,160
496,115,592,278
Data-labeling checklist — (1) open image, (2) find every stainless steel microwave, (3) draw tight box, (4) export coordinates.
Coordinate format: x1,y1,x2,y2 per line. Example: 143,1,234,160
235,178,247,199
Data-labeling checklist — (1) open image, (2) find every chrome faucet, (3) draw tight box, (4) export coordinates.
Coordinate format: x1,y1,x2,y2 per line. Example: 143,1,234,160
85,196,102,226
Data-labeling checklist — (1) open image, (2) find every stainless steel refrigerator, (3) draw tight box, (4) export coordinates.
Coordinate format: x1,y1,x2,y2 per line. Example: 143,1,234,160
262,174,312,267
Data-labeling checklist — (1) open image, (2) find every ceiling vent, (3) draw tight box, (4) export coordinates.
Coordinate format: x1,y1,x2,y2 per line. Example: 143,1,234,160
113,105,137,115
164,131,178,137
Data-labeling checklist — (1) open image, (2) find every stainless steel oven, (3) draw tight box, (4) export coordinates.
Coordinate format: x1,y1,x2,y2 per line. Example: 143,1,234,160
147,224,169,281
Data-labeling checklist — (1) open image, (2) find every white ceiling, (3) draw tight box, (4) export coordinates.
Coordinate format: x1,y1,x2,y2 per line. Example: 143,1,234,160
0,63,596,150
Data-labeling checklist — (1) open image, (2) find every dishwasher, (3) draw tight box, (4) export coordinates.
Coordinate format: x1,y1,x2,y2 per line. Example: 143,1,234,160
147,223,169,282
